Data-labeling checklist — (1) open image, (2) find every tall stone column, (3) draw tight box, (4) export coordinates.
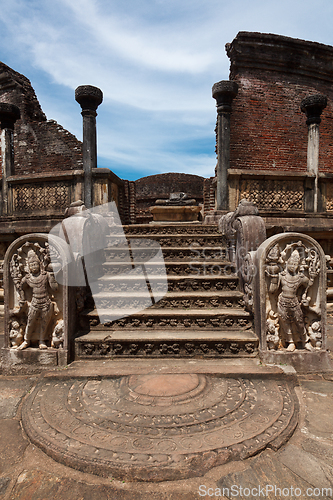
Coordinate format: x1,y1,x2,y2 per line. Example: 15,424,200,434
212,81,238,211
75,85,103,208
301,94,327,213
0,103,20,216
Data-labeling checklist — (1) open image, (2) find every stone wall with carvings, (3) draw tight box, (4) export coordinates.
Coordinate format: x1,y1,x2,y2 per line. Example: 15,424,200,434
227,32,333,174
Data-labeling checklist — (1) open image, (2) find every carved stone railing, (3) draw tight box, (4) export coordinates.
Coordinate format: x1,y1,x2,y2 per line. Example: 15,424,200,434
228,169,311,213
3,168,124,218
9,171,77,215
227,169,333,214
219,199,266,310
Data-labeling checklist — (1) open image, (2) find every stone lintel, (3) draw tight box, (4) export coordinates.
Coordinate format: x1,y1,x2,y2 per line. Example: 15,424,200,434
212,81,238,113
301,94,327,125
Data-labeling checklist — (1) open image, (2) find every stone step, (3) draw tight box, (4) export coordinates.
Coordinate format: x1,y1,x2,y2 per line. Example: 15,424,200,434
101,261,235,276
90,290,245,310
106,234,224,248
103,246,227,262
123,223,220,236
80,308,252,331
94,274,240,293
75,329,258,358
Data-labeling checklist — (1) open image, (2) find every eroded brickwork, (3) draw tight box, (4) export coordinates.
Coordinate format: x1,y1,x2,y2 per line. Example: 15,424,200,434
0,62,82,177
227,32,333,173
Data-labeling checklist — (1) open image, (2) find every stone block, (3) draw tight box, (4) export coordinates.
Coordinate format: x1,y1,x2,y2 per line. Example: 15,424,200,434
150,206,201,222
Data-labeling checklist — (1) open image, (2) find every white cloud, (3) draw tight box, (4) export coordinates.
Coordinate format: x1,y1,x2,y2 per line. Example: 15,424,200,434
60,0,217,74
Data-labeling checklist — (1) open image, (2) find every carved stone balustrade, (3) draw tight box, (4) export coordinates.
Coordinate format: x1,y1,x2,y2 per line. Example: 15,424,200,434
219,199,266,310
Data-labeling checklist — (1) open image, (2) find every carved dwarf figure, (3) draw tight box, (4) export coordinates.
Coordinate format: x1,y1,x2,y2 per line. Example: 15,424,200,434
272,249,312,351
17,249,58,350
307,320,322,350
266,310,280,350
9,320,24,349
51,319,64,349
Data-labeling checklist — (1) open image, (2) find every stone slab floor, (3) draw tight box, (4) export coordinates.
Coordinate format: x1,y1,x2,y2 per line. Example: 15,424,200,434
0,316,333,500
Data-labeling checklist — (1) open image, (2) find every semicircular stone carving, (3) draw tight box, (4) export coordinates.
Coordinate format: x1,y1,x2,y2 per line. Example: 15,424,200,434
22,373,298,481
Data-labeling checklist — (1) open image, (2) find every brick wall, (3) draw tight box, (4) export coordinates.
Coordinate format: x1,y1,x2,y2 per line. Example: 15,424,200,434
0,61,82,177
227,32,333,173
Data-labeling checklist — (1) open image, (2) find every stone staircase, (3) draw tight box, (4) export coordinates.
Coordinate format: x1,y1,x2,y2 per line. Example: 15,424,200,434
75,223,258,358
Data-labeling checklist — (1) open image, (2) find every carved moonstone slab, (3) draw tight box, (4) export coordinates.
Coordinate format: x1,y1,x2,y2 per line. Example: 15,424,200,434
252,233,332,372
22,373,298,481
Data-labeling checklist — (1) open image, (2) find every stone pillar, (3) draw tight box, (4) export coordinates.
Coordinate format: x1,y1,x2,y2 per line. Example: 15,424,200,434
212,81,238,211
301,94,327,213
0,103,20,216
75,85,103,209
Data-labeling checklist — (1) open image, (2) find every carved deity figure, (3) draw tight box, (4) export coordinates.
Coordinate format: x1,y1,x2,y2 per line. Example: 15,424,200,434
17,249,58,350
269,249,312,351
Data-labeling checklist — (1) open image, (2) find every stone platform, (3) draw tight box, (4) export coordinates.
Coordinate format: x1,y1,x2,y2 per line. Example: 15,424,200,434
22,366,298,482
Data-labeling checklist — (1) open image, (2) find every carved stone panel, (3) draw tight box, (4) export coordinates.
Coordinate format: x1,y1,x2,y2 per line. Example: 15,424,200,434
2,233,74,370
239,179,304,211
252,233,330,371
12,181,70,214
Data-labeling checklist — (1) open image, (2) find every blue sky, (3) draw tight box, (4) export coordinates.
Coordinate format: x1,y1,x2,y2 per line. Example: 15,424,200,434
1,0,333,181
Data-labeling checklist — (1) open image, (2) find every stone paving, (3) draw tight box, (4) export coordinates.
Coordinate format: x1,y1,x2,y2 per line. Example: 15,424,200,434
0,316,333,499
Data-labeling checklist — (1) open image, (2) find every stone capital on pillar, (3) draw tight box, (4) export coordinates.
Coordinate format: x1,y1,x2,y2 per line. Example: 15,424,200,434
212,81,238,113
0,103,21,130
301,94,327,125
75,85,103,115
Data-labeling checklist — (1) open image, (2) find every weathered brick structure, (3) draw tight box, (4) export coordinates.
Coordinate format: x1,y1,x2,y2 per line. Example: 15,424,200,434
0,62,83,176
207,32,333,237
0,63,124,316
227,32,333,174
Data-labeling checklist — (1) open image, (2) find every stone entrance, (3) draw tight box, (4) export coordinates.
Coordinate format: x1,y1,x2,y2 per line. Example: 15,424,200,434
22,370,298,481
